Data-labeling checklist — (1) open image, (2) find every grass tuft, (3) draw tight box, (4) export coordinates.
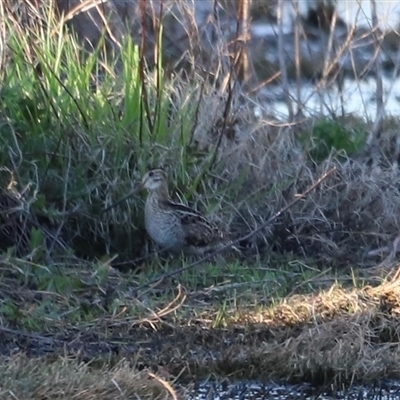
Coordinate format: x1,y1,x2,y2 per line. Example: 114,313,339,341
0,2,235,262
0,355,183,400
300,119,367,162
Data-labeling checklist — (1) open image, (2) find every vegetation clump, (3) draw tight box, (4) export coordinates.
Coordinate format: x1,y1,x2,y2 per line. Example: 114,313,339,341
300,119,367,162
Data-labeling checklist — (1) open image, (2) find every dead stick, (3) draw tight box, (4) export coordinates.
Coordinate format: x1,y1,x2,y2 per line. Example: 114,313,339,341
137,167,337,294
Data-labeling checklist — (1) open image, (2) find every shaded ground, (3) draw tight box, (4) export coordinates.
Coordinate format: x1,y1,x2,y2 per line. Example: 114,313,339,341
1,261,400,393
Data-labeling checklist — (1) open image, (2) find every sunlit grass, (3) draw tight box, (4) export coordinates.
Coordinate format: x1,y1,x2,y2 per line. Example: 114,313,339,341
0,355,182,400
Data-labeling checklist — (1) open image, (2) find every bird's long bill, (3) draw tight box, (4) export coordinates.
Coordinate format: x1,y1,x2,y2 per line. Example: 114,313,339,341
101,185,142,214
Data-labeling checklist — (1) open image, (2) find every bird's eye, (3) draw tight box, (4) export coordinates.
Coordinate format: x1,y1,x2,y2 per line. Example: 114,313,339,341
148,171,154,177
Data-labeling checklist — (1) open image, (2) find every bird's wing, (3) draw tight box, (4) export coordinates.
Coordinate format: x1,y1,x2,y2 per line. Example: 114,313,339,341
164,200,220,247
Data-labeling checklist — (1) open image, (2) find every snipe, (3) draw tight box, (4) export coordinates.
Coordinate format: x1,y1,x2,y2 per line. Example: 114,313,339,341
140,168,233,255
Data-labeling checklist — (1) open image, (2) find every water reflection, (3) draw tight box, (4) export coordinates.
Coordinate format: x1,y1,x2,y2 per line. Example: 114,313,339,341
262,76,400,120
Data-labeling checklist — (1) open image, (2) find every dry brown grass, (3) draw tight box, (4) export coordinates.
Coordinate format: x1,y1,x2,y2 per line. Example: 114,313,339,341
1,267,400,387
146,273,400,386
206,113,400,267
219,272,400,385
0,355,184,400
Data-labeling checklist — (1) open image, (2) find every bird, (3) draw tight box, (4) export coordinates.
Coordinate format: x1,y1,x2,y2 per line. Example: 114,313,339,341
140,168,234,255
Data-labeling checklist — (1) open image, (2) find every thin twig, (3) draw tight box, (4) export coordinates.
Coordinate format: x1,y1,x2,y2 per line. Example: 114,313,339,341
0,326,58,344
277,0,293,120
148,372,178,400
370,0,384,141
137,167,337,294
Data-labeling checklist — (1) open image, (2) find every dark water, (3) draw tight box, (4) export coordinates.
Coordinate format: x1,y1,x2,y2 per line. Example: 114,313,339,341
189,380,400,400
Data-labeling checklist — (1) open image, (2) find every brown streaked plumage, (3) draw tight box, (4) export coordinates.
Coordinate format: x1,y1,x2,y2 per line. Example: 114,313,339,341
141,168,232,255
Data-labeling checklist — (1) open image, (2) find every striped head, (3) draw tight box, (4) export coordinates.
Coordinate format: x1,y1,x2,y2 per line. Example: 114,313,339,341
141,168,168,191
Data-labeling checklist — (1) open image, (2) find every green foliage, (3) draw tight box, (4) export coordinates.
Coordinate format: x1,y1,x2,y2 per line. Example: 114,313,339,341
300,119,366,162
29,228,44,262
0,300,22,324
0,5,222,261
